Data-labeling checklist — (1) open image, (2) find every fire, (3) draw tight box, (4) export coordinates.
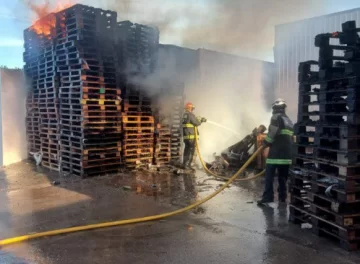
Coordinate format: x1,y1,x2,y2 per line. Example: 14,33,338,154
27,0,75,37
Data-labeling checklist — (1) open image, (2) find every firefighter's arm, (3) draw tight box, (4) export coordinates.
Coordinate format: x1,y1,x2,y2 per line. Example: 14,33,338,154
189,113,202,126
263,115,281,147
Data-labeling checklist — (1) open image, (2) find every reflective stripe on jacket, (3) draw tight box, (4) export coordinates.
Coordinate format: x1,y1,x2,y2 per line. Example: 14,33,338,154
183,111,201,140
265,111,294,165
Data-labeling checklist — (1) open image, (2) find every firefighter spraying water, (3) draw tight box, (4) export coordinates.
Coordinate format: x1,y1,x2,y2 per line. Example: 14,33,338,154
182,102,207,170
180,101,268,176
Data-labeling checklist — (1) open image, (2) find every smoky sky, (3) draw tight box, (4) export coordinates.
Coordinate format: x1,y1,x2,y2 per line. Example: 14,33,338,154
23,0,360,61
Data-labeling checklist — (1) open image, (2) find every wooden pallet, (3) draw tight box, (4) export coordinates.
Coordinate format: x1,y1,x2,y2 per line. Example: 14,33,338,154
61,150,121,161
60,92,119,100
60,146,122,156
122,127,154,133
289,204,360,251
81,98,121,105
124,157,153,169
311,181,360,203
309,202,360,227
123,123,154,128
123,148,153,156
122,115,154,123
122,143,154,150
308,191,360,214
154,156,171,164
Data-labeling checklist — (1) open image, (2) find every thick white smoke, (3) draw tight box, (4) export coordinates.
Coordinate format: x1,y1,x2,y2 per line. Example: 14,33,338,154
185,50,273,160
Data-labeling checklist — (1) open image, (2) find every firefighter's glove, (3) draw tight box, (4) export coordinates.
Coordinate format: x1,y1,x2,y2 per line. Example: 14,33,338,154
262,140,271,148
201,117,207,123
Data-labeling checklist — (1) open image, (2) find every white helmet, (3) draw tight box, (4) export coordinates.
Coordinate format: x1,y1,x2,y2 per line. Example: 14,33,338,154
272,98,287,108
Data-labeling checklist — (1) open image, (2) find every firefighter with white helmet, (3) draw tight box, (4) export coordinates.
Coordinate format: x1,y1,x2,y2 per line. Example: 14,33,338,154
258,98,294,205
182,102,206,170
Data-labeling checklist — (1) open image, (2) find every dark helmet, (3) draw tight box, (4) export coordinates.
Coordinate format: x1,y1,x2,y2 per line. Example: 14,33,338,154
272,98,287,110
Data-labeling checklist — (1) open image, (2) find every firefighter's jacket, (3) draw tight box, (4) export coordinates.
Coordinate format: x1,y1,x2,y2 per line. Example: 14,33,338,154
182,110,202,140
264,110,294,165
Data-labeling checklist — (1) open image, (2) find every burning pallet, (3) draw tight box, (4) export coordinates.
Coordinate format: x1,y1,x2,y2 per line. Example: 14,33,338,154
24,3,160,176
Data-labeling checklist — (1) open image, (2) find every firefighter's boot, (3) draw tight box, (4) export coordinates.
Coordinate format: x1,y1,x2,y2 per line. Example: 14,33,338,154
182,155,190,169
187,152,196,171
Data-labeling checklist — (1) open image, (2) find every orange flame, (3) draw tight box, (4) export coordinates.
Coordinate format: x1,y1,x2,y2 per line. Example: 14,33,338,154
27,0,75,37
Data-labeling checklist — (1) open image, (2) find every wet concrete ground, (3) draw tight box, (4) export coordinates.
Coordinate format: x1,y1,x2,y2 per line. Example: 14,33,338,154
1,162,360,264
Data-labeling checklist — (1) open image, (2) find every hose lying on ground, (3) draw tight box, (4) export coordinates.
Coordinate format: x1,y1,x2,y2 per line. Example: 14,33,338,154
0,138,264,247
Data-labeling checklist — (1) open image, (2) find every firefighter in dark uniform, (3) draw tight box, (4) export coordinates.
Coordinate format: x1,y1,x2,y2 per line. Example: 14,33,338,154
182,102,206,170
258,98,294,205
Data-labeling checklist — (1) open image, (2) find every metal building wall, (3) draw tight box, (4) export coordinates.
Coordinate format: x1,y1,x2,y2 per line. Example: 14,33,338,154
157,45,275,161
274,8,360,121
0,68,28,166
157,44,198,89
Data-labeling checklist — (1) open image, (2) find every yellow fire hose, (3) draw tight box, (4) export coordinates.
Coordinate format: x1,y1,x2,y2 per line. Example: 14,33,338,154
0,131,264,248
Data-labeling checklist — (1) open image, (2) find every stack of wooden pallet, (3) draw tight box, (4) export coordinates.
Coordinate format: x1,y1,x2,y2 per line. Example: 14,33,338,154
290,20,360,251
23,4,170,175
152,82,185,165
116,21,159,75
24,4,123,177
24,15,60,171
56,5,122,177
154,123,172,166
121,84,154,169
115,20,159,169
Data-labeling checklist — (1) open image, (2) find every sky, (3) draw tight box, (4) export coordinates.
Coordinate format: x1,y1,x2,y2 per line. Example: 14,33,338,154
1,0,360,68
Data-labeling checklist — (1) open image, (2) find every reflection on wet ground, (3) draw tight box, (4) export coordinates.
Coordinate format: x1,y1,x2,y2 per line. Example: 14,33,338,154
0,161,360,264
107,169,197,203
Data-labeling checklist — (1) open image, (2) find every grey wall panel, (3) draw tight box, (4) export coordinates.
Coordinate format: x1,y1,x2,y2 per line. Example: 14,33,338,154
157,45,275,161
274,8,360,121
0,68,27,166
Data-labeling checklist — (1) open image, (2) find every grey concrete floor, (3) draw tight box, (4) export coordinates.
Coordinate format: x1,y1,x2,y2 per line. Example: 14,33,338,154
0,162,360,264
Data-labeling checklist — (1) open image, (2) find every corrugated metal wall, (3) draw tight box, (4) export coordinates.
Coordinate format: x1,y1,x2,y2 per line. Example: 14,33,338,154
274,8,360,121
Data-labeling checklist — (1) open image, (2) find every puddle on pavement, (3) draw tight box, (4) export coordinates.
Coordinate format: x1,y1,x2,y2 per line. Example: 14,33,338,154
103,168,258,216
107,169,200,204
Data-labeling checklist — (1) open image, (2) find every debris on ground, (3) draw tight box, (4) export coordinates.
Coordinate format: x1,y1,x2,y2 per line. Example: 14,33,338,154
301,223,312,229
192,207,206,214
123,186,132,191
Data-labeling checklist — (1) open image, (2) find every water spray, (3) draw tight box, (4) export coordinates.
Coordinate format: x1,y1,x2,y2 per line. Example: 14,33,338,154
206,120,242,137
